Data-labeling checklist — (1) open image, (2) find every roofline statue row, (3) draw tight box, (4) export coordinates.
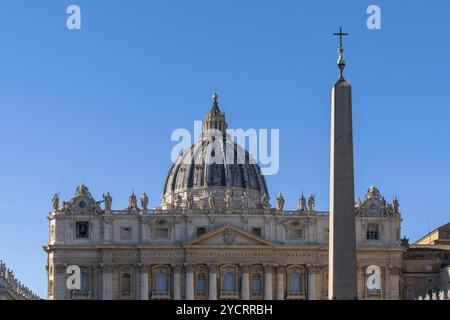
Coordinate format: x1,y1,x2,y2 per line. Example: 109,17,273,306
0,260,40,300
50,184,399,217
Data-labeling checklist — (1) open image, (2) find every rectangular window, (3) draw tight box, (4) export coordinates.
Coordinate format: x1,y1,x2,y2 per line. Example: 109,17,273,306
251,275,262,294
154,228,169,238
288,228,303,240
75,221,89,239
197,275,207,294
366,223,380,240
196,227,206,237
120,226,132,240
252,228,262,237
155,272,169,292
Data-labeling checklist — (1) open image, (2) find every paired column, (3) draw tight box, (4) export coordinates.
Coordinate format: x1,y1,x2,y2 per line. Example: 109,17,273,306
240,264,250,300
275,265,285,300
263,264,275,300
208,264,218,300
172,264,182,300
138,264,149,300
100,263,113,300
185,263,195,300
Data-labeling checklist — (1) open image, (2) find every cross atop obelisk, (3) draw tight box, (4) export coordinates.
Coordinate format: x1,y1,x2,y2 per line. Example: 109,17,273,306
333,27,349,80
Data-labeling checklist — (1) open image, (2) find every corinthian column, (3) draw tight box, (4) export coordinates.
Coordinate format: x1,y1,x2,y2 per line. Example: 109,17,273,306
307,264,321,300
54,264,66,300
185,263,195,300
207,263,218,300
276,265,285,300
172,264,182,300
263,264,275,300
138,264,149,300
240,264,250,300
100,263,113,300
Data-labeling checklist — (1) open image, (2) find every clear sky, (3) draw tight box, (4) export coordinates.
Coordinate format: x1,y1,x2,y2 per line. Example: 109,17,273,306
0,0,448,298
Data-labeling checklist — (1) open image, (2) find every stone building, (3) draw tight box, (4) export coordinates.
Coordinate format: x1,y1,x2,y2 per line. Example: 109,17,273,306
44,95,409,300
0,261,40,300
402,223,450,300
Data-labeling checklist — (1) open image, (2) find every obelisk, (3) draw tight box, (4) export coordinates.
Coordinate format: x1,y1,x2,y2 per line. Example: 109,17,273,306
328,27,357,300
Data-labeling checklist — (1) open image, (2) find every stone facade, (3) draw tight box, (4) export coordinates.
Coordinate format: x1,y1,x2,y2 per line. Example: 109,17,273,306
44,184,405,300
402,223,450,300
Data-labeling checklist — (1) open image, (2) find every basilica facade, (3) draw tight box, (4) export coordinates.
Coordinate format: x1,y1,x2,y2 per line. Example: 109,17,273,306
44,95,415,300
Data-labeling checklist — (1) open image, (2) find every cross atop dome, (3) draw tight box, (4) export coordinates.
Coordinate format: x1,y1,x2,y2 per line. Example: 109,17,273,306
203,93,228,134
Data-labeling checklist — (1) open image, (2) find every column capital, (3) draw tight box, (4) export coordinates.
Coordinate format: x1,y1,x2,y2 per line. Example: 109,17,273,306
136,263,149,272
184,263,196,273
263,263,277,273
306,264,322,273
388,265,401,275
99,263,115,272
239,263,250,273
207,263,219,273
54,264,67,273
171,264,183,273
275,264,286,273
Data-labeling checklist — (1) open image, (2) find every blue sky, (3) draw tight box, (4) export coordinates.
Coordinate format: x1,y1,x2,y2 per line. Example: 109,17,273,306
0,0,449,297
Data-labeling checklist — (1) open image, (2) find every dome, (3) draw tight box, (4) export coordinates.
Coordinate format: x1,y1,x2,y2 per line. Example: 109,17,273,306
161,94,269,210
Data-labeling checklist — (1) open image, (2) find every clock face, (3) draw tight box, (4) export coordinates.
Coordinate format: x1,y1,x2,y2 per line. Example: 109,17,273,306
367,200,381,216
73,196,91,214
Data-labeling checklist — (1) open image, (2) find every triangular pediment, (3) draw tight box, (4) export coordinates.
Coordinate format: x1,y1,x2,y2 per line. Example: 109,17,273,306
184,224,273,247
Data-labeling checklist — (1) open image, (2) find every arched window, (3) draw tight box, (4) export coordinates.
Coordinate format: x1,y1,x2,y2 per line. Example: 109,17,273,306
121,273,131,296
197,274,206,294
223,272,236,292
251,274,262,295
80,271,89,293
155,271,169,292
290,272,301,293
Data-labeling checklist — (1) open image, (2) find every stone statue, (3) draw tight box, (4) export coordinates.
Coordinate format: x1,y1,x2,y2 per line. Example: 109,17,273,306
297,192,307,211
61,201,70,213
208,191,216,209
186,192,193,209
276,193,285,211
140,193,149,211
240,191,249,209
128,192,138,210
308,194,315,211
103,192,112,211
432,292,437,300
174,194,182,209
417,295,423,300
424,294,430,300
439,290,445,300
76,184,88,197
51,193,59,211
225,189,233,208
261,192,270,209
392,196,399,214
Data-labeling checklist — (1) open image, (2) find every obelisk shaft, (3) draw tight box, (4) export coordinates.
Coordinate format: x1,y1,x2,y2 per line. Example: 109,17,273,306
328,79,357,299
